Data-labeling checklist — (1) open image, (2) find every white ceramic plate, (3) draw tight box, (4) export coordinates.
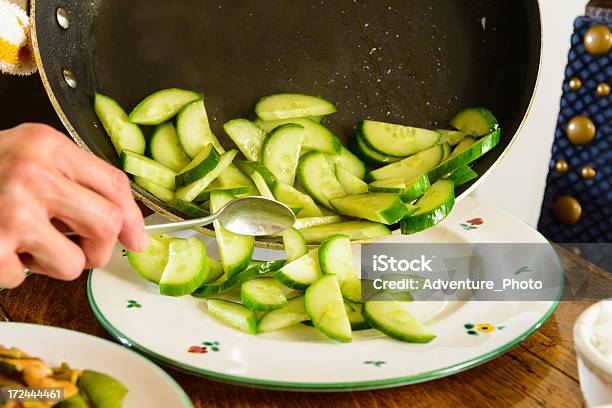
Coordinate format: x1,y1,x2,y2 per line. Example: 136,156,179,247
88,197,562,391
1,322,192,406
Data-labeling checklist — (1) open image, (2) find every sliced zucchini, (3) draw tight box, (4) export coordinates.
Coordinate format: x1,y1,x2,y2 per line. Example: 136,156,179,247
331,146,366,179
177,99,225,157
128,88,202,125
223,119,267,161
309,115,323,123
330,193,408,224
241,278,288,311
211,190,255,278
319,235,352,279
134,177,174,203
262,124,304,185
334,164,368,195
299,221,391,244
441,142,452,162
159,237,209,296
148,122,191,172
257,296,309,333
194,186,251,203
368,174,429,203
348,134,402,166
235,160,276,199
282,227,308,262
359,120,440,157
127,234,172,284
94,93,146,155
305,275,352,342
175,144,220,188
255,117,341,154
175,150,237,202
121,150,176,189
367,144,443,183
319,234,361,302
294,215,342,230
167,199,210,218
297,152,346,210
449,137,477,159
401,174,431,202
217,164,257,191
275,250,322,290
436,129,466,146
368,178,406,192
273,183,323,217
205,257,225,284
447,166,478,187
255,93,337,121
362,301,436,343
427,129,500,183
206,299,257,334
192,260,285,298
449,107,499,137
345,301,370,330
400,179,455,235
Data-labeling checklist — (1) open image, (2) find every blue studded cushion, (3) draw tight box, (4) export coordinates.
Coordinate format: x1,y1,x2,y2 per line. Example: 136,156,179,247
538,16,612,247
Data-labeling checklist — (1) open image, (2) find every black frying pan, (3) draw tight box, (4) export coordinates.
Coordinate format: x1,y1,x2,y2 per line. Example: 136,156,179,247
31,0,541,247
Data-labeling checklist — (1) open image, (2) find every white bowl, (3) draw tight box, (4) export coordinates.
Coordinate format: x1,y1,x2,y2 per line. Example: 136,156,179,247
574,300,612,407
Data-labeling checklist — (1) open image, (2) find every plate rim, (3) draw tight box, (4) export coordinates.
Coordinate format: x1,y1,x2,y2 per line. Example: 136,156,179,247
1,321,194,406
87,202,564,391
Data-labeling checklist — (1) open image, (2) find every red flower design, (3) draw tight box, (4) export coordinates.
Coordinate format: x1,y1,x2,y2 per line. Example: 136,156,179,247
188,345,208,354
466,218,484,226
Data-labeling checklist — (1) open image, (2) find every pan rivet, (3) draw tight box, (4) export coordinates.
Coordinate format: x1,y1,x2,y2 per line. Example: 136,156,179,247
56,7,69,29
62,68,77,89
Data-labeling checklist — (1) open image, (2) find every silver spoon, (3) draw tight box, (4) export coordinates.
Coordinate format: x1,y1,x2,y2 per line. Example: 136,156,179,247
145,196,296,236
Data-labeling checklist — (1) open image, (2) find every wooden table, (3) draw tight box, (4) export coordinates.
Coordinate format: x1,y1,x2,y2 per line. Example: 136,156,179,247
1,245,610,408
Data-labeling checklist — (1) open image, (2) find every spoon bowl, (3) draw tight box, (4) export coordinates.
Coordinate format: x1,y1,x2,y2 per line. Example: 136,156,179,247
218,196,296,236
143,196,296,237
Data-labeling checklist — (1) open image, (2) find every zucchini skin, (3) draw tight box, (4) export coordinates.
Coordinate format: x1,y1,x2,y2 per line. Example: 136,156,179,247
191,260,286,298
358,120,440,157
400,180,455,235
348,134,403,166
427,129,500,183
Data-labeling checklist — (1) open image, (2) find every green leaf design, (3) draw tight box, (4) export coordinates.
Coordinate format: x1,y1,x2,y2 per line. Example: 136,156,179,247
514,266,531,275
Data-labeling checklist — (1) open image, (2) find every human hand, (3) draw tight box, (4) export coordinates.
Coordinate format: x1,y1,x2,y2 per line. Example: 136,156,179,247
0,124,148,288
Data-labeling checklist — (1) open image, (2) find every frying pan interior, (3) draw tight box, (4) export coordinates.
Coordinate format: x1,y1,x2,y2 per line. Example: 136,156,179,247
33,0,541,242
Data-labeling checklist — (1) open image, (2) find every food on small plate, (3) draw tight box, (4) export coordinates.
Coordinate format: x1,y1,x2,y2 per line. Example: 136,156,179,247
94,87,500,242
0,345,127,407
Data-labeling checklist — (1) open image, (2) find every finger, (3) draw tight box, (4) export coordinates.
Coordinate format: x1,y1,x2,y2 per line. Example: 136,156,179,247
0,248,26,289
45,177,123,268
54,142,147,251
18,221,86,281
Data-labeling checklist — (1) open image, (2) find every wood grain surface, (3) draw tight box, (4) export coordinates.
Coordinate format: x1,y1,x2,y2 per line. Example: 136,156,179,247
1,245,609,408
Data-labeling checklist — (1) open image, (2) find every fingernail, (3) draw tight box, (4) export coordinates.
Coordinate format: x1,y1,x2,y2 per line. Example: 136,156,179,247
139,233,149,252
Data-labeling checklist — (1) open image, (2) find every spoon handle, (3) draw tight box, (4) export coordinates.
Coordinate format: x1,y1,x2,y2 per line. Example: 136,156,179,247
144,213,218,235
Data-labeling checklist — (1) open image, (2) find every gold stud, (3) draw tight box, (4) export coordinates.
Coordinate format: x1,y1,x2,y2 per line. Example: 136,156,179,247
571,246,582,256
580,165,596,179
569,77,582,91
597,82,611,97
566,115,596,145
553,195,582,225
555,160,569,173
584,25,612,56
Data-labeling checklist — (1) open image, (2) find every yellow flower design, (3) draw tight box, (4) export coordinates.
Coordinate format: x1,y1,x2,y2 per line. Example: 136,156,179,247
476,324,495,333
